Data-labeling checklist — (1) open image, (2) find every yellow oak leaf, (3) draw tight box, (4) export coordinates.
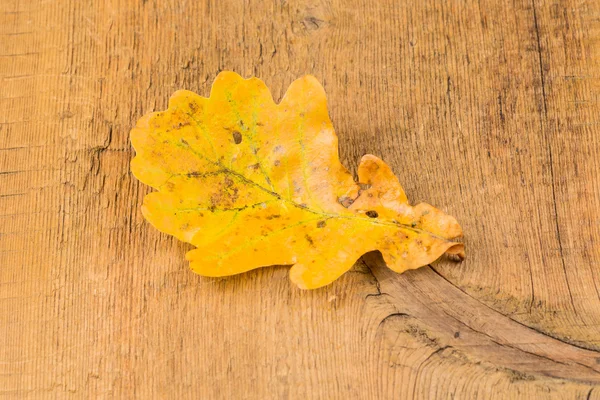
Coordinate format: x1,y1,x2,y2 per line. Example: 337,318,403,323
130,71,464,289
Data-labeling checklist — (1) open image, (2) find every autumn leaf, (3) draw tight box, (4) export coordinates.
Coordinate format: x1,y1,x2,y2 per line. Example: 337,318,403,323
130,71,464,289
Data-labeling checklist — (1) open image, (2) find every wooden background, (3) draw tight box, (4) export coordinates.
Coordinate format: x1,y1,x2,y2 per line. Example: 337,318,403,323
1,0,600,398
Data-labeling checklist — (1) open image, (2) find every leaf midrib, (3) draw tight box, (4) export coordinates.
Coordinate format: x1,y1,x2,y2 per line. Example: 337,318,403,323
175,108,454,242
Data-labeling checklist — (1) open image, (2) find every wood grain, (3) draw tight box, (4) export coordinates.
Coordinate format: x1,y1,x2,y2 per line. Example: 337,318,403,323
1,0,600,398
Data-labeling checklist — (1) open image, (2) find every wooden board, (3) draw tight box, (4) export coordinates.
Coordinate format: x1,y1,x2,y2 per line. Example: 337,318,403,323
1,0,599,397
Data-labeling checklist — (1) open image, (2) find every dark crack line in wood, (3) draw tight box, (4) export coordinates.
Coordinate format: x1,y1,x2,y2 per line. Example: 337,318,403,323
411,346,452,400
0,193,25,198
438,308,599,373
362,258,410,332
429,265,599,354
365,259,600,382
376,312,410,331
87,125,114,182
531,0,548,117
531,0,578,312
366,261,382,295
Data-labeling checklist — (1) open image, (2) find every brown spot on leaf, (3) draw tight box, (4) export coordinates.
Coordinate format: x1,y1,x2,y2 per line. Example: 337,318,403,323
366,210,378,218
274,160,281,167
305,234,315,246
317,220,326,228
359,183,371,190
265,215,281,220
180,138,189,146
230,187,239,203
249,163,260,170
188,102,198,112
232,131,242,144
338,196,354,208
210,176,240,207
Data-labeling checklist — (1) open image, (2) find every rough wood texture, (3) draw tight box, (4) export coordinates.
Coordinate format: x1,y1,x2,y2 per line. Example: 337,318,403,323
1,0,599,398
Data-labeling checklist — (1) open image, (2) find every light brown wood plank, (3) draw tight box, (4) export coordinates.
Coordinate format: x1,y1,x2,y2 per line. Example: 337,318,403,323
1,0,599,398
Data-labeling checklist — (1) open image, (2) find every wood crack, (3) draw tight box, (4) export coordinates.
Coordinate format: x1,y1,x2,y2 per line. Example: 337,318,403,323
531,0,577,314
430,265,596,353
361,252,600,383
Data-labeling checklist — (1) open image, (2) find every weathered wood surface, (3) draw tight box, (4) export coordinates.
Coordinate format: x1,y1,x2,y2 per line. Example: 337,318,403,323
1,0,600,398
